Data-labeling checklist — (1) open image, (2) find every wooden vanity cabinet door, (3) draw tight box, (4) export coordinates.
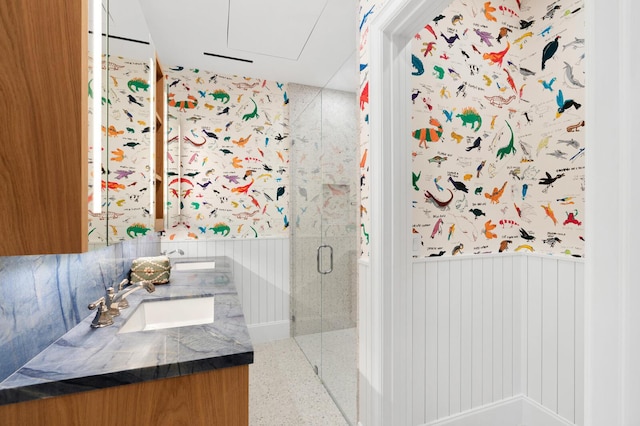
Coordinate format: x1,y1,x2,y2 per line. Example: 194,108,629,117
0,0,88,256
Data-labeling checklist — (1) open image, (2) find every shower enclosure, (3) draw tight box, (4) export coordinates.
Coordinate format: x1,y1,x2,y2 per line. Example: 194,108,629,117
289,66,359,424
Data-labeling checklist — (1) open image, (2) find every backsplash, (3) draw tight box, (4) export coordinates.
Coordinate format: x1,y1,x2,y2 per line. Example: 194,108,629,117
0,236,159,382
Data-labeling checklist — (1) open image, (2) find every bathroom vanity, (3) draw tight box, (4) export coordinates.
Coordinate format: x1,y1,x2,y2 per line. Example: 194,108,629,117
0,257,252,425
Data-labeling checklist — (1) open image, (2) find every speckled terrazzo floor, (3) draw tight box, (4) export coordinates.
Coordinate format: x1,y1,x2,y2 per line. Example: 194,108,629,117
249,338,349,426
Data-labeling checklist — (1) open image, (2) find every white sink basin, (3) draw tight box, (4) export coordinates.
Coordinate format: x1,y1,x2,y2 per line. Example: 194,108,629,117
118,296,215,333
173,261,216,271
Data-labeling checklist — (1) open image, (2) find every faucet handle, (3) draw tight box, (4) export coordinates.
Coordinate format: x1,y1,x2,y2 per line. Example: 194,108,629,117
88,296,114,328
106,287,120,317
118,278,129,291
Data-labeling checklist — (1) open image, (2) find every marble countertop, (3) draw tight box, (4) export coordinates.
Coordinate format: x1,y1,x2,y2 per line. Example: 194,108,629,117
0,256,253,406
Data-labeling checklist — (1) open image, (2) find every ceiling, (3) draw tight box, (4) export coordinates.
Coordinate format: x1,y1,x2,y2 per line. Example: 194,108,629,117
103,0,358,92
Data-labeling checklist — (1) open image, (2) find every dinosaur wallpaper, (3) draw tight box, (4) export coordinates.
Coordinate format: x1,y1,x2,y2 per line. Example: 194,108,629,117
410,0,585,257
88,55,156,246
162,68,290,240
88,58,291,243
358,0,388,258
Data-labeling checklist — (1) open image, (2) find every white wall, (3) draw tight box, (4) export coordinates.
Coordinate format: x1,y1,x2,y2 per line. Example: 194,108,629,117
359,253,584,426
161,238,290,343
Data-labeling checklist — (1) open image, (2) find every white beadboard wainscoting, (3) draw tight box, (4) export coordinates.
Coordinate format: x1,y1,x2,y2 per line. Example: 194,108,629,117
358,253,584,426
161,238,290,344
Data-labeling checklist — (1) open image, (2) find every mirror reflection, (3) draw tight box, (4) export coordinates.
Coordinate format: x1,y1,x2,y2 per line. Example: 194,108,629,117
88,0,161,249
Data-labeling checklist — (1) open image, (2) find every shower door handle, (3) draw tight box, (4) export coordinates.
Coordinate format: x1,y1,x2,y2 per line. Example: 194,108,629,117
316,244,333,275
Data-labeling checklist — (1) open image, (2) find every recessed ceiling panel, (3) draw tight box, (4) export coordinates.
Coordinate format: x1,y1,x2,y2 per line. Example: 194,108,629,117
227,0,328,60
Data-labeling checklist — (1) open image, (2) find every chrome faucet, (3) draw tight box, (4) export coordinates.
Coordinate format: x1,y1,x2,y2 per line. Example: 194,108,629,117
88,296,114,328
88,279,155,327
108,279,156,316
161,248,184,256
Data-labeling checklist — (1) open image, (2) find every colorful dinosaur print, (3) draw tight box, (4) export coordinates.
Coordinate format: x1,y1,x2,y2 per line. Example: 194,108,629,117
210,222,231,236
242,99,259,121
433,65,445,79
412,118,443,148
127,78,149,92
101,180,126,191
431,218,444,238
233,210,259,220
484,181,508,204
126,223,151,238
233,82,259,90
499,240,512,252
483,42,510,67
168,93,198,112
428,155,447,166
483,1,497,21
483,220,498,239
496,121,516,159
411,55,424,76
360,82,369,110
412,171,421,191
563,210,582,226
210,90,230,104
425,189,454,207
456,108,482,132
361,223,370,244
567,120,585,132
541,203,558,225
484,94,516,108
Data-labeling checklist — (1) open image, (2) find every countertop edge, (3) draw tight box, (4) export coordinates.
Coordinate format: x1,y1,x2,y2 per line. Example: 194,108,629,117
0,350,254,406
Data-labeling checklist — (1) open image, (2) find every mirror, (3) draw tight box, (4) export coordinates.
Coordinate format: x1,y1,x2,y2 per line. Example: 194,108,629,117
88,0,163,250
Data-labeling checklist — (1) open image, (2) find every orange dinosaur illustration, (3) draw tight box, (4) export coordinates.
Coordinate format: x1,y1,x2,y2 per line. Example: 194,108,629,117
102,125,124,137
484,181,508,204
541,203,558,225
101,180,125,191
483,42,510,66
231,179,254,194
232,134,252,147
360,149,368,168
483,220,498,239
483,1,497,21
110,148,124,162
231,156,243,168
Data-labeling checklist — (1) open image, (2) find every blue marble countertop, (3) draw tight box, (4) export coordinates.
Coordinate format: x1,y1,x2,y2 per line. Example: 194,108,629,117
0,257,253,406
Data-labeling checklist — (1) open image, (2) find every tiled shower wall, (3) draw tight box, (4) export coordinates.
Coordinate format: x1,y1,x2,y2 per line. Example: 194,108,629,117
0,236,159,382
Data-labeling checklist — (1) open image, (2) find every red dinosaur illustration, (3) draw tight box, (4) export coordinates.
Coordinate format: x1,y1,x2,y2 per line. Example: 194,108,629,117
360,82,369,110
483,42,510,66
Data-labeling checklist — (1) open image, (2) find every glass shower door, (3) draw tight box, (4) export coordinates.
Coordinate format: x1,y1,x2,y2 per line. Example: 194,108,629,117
291,83,358,424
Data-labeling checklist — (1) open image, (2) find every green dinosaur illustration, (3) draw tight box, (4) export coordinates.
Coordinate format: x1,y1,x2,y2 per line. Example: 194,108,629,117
361,223,370,244
210,222,231,236
127,78,150,92
412,171,421,191
433,65,445,79
210,90,230,104
496,121,517,160
456,107,482,132
242,99,259,121
126,223,151,238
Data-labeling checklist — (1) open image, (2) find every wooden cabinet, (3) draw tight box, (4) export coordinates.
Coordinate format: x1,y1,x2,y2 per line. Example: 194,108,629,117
0,0,88,256
0,365,249,425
